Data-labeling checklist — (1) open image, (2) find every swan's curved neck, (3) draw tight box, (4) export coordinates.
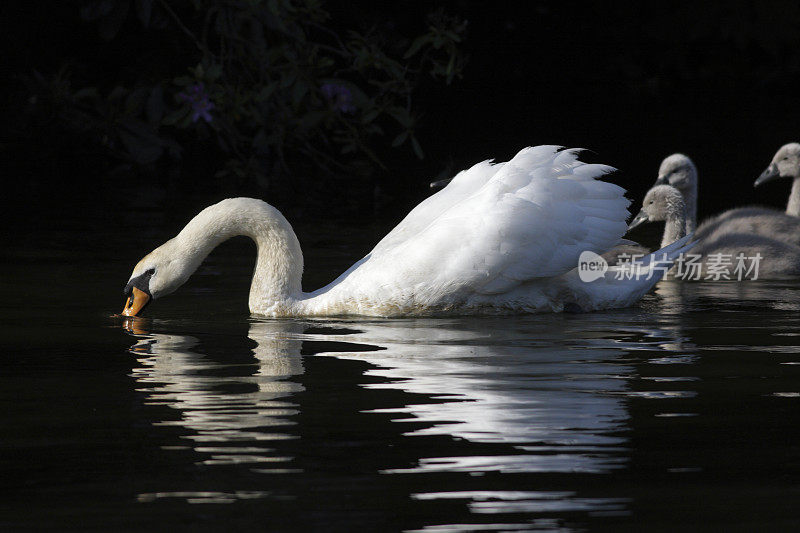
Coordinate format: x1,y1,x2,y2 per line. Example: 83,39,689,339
787,178,800,217
175,198,304,313
661,202,687,249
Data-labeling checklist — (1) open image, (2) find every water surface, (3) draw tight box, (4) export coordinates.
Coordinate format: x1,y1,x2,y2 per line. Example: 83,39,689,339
3,204,800,531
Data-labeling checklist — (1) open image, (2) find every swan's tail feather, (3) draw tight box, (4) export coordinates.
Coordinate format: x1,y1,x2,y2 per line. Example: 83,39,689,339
571,234,695,311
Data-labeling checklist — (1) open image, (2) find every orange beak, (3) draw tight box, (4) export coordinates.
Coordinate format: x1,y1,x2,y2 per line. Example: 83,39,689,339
122,286,151,317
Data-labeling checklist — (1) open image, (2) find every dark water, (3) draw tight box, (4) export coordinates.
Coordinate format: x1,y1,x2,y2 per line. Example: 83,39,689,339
3,204,800,532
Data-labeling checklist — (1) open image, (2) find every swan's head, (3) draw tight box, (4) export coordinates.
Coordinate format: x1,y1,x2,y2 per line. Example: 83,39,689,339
628,184,685,230
654,153,697,195
122,239,193,316
755,142,800,187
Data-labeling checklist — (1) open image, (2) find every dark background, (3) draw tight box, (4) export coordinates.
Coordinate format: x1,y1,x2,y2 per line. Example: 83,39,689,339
3,1,800,228
2,6,800,529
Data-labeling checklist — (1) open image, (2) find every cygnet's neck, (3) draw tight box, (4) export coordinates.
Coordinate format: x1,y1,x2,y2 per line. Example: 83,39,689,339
787,178,800,217
175,198,304,313
661,200,688,249
683,183,697,233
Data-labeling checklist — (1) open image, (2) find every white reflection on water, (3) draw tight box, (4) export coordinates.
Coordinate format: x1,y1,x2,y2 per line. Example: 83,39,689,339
290,319,694,476
128,321,306,469
137,490,276,504
413,490,628,514
410,522,570,532
117,265,800,528
125,309,694,516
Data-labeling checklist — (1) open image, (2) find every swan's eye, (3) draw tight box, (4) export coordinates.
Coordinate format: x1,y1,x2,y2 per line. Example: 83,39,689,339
124,268,156,296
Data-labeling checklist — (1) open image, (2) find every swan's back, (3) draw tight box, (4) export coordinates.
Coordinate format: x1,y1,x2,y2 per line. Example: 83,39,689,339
695,206,800,247
689,232,800,279
325,146,631,311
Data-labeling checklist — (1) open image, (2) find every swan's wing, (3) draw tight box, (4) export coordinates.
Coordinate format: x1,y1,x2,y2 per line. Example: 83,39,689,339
350,146,630,297
371,145,566,256
371,162,499,254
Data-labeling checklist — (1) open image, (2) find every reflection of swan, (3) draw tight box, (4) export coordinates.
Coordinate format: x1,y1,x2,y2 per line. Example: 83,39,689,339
127,320,305,470
127,318,642,475
128,316,700,515
122,146,692,318
284,319,643,474
248,320,305,378
630,185,800,278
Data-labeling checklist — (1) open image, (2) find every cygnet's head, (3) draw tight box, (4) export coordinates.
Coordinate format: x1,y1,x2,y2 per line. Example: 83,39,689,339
654,154,697,196
755,143,800,187
628,184,686,231
121,239,193,317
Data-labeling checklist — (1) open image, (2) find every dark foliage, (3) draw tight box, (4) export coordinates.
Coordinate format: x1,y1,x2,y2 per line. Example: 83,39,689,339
4,1,800,218
6,0,465,212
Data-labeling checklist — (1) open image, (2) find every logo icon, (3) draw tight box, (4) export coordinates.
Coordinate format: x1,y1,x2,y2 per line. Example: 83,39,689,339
578,251,608,282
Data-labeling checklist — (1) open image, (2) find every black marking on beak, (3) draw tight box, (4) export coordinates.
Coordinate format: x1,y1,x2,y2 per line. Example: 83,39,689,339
124,269,154,297
754,164,781,187
627,210,650,232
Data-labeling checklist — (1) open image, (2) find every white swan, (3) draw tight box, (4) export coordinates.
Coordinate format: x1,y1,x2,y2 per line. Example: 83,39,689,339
646,152,800,247
121,146,693,317
629,184,800,279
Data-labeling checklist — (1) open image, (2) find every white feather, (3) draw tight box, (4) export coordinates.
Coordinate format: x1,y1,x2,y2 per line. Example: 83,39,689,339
126,146,687,317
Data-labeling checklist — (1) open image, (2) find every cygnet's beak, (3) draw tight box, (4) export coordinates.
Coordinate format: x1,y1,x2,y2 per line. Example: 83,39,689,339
627,210,650,232
754,163,781,187
122,286,151,317
429,177,453,190
654,175,668,186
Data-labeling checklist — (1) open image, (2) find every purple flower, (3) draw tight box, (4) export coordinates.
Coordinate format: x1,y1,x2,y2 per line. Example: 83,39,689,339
321,83,356,114
178,83,215,123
